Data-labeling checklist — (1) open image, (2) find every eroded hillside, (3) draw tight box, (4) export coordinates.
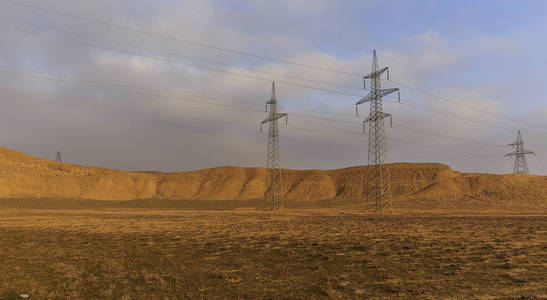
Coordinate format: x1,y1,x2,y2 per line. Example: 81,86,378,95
0,147,545,210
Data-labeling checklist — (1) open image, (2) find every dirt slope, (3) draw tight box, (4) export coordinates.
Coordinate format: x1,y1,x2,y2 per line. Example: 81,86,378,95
0,147,545,209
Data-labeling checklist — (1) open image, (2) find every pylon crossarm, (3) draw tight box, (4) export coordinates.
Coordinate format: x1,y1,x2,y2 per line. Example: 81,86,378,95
363,67,388,79
364,112,392,123
356,88,399,106
505,150,535,157
261,113,288,124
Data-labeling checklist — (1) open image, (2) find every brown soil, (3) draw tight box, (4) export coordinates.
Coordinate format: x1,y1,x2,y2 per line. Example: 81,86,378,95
1,147,545,298
0,209,545,299
0,146,545,211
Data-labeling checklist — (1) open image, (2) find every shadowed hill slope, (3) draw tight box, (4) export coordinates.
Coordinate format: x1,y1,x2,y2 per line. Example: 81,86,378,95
0,147,545,209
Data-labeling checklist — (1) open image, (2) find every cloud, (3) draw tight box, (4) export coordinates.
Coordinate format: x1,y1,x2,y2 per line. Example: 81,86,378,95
0,0,545,175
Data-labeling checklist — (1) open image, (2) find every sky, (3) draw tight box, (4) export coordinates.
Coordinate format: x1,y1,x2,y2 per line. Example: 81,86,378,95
0,0,546,174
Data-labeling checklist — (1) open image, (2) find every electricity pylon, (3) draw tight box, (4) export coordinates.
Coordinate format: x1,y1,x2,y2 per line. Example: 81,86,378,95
55,151,62,162
260,82,288,209
505,130,535,174
356,50,400,212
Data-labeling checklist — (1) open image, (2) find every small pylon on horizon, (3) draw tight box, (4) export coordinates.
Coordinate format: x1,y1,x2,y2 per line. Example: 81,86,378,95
55,151,62,162
505,130,535,174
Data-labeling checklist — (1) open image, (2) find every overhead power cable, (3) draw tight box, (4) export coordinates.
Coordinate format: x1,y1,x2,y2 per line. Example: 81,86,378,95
0,15,360,91
1,0,363,76
4,0,547,132
395,99,547,139
0,23,359,97
3,62,546,148
2,14,546,137
387,79,547,130
1,92,504,162
0,65,511,150
2,22,542,140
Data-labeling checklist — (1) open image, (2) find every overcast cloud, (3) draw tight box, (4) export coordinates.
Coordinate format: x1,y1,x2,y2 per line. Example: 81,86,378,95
0,0,546,174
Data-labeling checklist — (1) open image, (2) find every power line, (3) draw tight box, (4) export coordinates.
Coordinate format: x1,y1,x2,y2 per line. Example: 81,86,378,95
0,91,508,163
0,66,506,162
0,65,359,122
387,78,547,130
4,0,547,133
390,125,505,148
3,20,547,141
0,15,361,91
278,115,506,161
0,66,265,112
1,0,363,76
161,0,375,58
0,65,535,149
0,23,359,97
392,97,547,139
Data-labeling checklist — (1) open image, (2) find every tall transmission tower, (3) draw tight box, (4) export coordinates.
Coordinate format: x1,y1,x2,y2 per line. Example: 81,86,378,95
505,130,535,174
55,151,62,162
356,50,400,212
260,82,288,209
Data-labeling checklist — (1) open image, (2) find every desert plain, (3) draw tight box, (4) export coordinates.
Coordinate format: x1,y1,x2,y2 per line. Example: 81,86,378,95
0,147,546,299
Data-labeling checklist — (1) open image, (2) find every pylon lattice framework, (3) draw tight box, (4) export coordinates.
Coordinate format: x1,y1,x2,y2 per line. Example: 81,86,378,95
55,151,62,162
505,130,535,174
356,50,400,212
260,82,288,209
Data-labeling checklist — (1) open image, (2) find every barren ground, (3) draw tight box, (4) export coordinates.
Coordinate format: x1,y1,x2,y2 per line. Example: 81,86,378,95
0,201,545,299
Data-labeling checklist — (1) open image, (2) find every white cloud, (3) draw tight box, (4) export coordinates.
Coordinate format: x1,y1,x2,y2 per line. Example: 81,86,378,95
0,0,545,175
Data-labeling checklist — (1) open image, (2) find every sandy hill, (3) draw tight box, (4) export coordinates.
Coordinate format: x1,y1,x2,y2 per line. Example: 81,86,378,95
0,146,545,210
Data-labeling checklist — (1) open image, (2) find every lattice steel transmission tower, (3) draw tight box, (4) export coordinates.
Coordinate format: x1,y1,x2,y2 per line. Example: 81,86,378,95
55,151,62,162
356,50,400,212
260,82,288,209
505,130,535,174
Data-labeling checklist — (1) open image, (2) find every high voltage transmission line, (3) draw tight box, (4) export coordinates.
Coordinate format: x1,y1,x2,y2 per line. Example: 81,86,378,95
3,19,546,142
0,64,533,156
0,75,538,180
2,21,546,141
1,1,545,179
0,64,521,149
0,90,511,165
4,15,541,134
3,0,546,133
0,91,504,164
356,50,398,212
1,15,546,139
1,0,361,76
260,83,288,209
0,23,358,97
0,15,360,91
386,79,547,130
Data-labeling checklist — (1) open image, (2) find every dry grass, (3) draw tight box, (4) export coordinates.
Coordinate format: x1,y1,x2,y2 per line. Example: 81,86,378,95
0,204,546,299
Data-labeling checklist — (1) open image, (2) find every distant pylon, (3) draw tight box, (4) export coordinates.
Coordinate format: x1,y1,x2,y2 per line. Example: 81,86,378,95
505,130,535,174
55,151,62,162
260,82,288,209
356,50,400,212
